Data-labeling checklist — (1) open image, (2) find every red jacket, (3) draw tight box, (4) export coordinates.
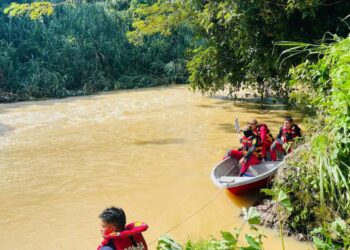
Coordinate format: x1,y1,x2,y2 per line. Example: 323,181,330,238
277,124,302,143
252,123,274,146
97,222,148,250
239,135,263,160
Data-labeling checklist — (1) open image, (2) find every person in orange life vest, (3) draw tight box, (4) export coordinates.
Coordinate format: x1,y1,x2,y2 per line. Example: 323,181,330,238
247,119,274,159
224,126,263,176
97,206,148,250
270,116,302,161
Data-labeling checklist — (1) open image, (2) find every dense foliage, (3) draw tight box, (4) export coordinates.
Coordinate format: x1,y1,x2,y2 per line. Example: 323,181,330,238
128,0,350,99
274,35,350,247
2,0,350,102
0,1,190,101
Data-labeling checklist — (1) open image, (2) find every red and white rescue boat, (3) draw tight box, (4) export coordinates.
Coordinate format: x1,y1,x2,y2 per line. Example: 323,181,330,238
210,157,282,195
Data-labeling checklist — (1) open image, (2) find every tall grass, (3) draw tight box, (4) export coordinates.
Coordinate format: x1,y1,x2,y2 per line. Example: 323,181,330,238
0,3,191,101
275,34,350,242
312,135,350,216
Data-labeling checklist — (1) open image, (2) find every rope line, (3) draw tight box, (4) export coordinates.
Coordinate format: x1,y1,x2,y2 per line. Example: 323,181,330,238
148,189,224,247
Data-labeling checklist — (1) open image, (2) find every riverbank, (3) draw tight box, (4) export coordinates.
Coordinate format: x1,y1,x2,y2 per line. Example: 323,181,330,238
254,198,308,241
252,156,310,242
0,3,190,104
0,83,176,103
249,138,350,249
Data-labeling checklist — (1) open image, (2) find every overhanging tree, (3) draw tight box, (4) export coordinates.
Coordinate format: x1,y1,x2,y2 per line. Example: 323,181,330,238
127,0,350,100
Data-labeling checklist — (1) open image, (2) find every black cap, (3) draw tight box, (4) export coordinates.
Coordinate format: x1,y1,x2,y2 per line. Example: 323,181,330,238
285,116,293,122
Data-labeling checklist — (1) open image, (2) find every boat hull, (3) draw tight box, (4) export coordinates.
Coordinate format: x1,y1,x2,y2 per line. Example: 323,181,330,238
211,157,282,195
227,175,272,195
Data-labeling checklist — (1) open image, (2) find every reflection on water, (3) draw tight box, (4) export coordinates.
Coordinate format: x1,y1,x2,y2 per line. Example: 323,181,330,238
0,86,310,249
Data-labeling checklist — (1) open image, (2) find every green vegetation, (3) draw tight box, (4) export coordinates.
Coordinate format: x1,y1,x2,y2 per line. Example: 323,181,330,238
0,1,190,101
3,0,350,103
1,0,350,248
157,190,293,250
273,35,350,247
262,189,293,250
157,207,265,250
128,0,350,99
4,1,54,20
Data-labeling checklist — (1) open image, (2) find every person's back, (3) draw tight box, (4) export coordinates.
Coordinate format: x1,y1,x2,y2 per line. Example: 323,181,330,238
248,119,274,159
97,207,148,250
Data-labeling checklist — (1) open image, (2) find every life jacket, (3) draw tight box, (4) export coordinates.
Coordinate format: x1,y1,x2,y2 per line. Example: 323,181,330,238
253,123,274,145
97,222,148,250
281,124,300,143
241,135,263,160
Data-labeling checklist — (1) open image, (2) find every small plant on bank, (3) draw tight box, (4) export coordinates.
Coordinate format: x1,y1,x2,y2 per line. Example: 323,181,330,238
311,218,350,250
261,189,293,250
156,207,265,250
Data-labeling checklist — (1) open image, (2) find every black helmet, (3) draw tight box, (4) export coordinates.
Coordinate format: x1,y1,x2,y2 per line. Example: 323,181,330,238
285,116,293,122
242,126,253,137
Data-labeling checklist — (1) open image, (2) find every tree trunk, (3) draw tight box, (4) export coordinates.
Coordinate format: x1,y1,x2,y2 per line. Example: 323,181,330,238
257,77,264,110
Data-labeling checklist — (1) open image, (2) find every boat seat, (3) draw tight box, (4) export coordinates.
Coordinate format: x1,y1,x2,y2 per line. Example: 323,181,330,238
219,176,252,183
219,176,236,183
246,164,270,177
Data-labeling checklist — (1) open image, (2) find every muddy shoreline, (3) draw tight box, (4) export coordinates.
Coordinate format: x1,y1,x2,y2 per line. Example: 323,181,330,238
243,150,312,242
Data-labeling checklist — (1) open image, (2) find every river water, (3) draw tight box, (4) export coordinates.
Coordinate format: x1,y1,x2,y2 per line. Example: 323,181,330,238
0,86,311,249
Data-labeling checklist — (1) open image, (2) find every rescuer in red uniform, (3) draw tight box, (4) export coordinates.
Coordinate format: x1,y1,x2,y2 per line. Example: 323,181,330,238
270,116,302,161
224,126,263,176
247,119,274,160
97,206,148,250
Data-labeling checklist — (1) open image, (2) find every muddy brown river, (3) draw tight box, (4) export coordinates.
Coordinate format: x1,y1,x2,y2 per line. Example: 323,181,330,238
0,86,311,249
